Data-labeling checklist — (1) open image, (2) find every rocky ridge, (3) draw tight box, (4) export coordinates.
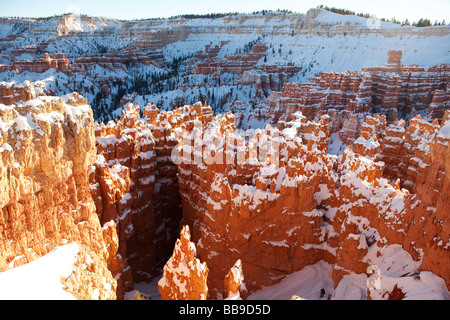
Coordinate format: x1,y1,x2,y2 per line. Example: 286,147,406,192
0,86,449,299
173,105,449,298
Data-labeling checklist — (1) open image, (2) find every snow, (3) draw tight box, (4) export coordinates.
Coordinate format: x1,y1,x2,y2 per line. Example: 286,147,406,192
0,243,79,300
14,112,35,131
363,245,450,300
61,94,92,133
354,136,380,149
328,132,346,155
1,10,449,122
263,240,289,248
1,10,449,301
437,120,450,139
248,261,334,300
232,184,279,210
231,260,243,283
314,184,333,205
333,273,368,299
0,143,13,152
314,9,401,29
124,277,162,300
249,244,450,300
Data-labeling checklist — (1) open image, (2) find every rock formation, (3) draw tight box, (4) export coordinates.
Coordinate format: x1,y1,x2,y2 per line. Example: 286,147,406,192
174,105,450,298
0,81,43,105
1,9,448,122
224,259,248,300
0,85,448,300
158,225,209,300
248,51,449,145
91,101,214,296
0,10,449,299
0,242,117,299
0,92,117,299
176,110,339,298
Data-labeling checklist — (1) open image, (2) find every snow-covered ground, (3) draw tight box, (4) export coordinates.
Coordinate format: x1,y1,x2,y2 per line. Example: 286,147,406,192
125,277,162,300
328,132,346,155
3,241,447,300
248,261,335,300
0,243,79,300
248,244,450,300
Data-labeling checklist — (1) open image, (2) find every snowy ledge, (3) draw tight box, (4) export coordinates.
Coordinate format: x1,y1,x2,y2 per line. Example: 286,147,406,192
0,243,79,300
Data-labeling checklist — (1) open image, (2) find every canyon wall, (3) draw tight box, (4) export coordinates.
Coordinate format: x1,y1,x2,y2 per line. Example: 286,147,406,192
1,36,449,299
90,100,214,295
1,9,448,124
0,82,212,298
244,52,449,144
0,91,117,299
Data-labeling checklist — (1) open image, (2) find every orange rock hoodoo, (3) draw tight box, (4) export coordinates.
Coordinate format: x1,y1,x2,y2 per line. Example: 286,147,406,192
172,106,450,298
91,101,213,295
158,225,209,300
224,259,248,299
2,89,448,299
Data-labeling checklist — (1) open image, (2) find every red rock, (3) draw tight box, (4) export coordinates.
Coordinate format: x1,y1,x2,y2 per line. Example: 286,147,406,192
177,112,337,298
224,259,248,299
387,49,402,66
0,81,39,105
249,51,448,147
158,225,209,300
0,93,116,299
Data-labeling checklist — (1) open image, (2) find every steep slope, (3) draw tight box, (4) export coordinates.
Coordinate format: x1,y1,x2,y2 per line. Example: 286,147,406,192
0,91,116,299
239,51,448,135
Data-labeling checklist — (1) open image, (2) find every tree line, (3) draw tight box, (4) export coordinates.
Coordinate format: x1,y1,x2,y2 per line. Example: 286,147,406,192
317,5,446,27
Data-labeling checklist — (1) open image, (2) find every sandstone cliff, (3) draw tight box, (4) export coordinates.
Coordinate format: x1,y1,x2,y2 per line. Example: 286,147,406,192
0,74,448,300
0,92,116,299
90,100,215,296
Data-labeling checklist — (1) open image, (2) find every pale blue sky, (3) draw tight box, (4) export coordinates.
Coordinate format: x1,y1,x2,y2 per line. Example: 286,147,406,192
1,0,448,22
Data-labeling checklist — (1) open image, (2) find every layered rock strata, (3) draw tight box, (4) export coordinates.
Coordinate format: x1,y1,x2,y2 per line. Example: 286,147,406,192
0,92,117,299
91,101,214,294
175,106,450,298
177,111,338,298
1,87,448,299
249,51,449,145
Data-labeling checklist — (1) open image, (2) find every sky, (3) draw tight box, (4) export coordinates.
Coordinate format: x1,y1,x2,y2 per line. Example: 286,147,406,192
1,0,448,23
